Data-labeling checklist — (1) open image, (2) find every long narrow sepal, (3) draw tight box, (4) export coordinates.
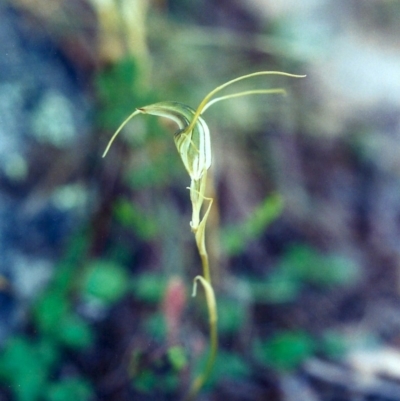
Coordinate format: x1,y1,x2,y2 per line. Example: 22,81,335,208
186,71,306,134
102,109,141,157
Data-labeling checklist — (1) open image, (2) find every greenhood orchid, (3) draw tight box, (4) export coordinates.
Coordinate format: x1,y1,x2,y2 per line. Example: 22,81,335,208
103,70,305,400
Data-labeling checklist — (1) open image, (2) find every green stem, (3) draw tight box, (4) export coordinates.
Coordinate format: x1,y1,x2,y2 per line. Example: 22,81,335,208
185,276,218,401
199,252,211,284
184,175,218,400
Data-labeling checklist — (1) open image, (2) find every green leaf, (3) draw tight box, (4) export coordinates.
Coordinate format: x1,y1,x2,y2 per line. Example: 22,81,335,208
95,57,144,130
52,231,91,293
320,330,348,360
56,314,94,349
0,336,49,401
215,351,250,380
217,297,246,335
244,272,301,304
245,192,284,237
0,336,33,380
113,198,157,239
13,365,47,401
194,350,250,389
321,254,360,286
33,291,69,335
256,331,315,371
133,370,157,393
222,193,284,255
143,313,166,341
46,377,92,401
81,260,129,304
279,245,360,287
131,272,168,304
167,346,187,371
36,339,60,370
33,286,93,350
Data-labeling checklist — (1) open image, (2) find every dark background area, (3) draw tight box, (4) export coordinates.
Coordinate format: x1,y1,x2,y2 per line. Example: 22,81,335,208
1,0,400,400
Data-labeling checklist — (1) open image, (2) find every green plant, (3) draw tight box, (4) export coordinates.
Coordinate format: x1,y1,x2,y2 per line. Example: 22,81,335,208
103,70,305,399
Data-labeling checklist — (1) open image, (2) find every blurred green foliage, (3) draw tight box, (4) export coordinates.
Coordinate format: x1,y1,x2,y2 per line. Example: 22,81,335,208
130,346,184,395
278,244,360,288
216,296,247,336
143,313,167,341
255,331,315,371
195,350,251,391
167,345,187,372
0,2,367,397
95,57,145,130
131,272,169,304
319,330,348,360
222,193,284,256
0,234,116,400
113,198,158,239
0,335,92,401
255,328,352,372
81,259,129,304
46,378,92,401
246,271,301,304
133,369,158,393
0,336,53,401
124,151,183,190
244,244,361,304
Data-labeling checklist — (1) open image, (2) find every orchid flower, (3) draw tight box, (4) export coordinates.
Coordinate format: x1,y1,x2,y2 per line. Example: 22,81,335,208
103,70,305,400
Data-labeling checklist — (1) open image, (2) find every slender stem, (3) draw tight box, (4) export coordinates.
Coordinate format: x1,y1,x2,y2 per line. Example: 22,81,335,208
185,316,217,401
185,173,218,401
196,180,212,283
199,253,211,283
185,276,218,401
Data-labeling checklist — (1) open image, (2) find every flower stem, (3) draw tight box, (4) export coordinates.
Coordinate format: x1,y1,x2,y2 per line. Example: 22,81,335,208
185,173,218,400
185,275,218,401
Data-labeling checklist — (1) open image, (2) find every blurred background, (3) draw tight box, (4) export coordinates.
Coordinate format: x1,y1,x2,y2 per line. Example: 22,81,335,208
1,0,400,400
